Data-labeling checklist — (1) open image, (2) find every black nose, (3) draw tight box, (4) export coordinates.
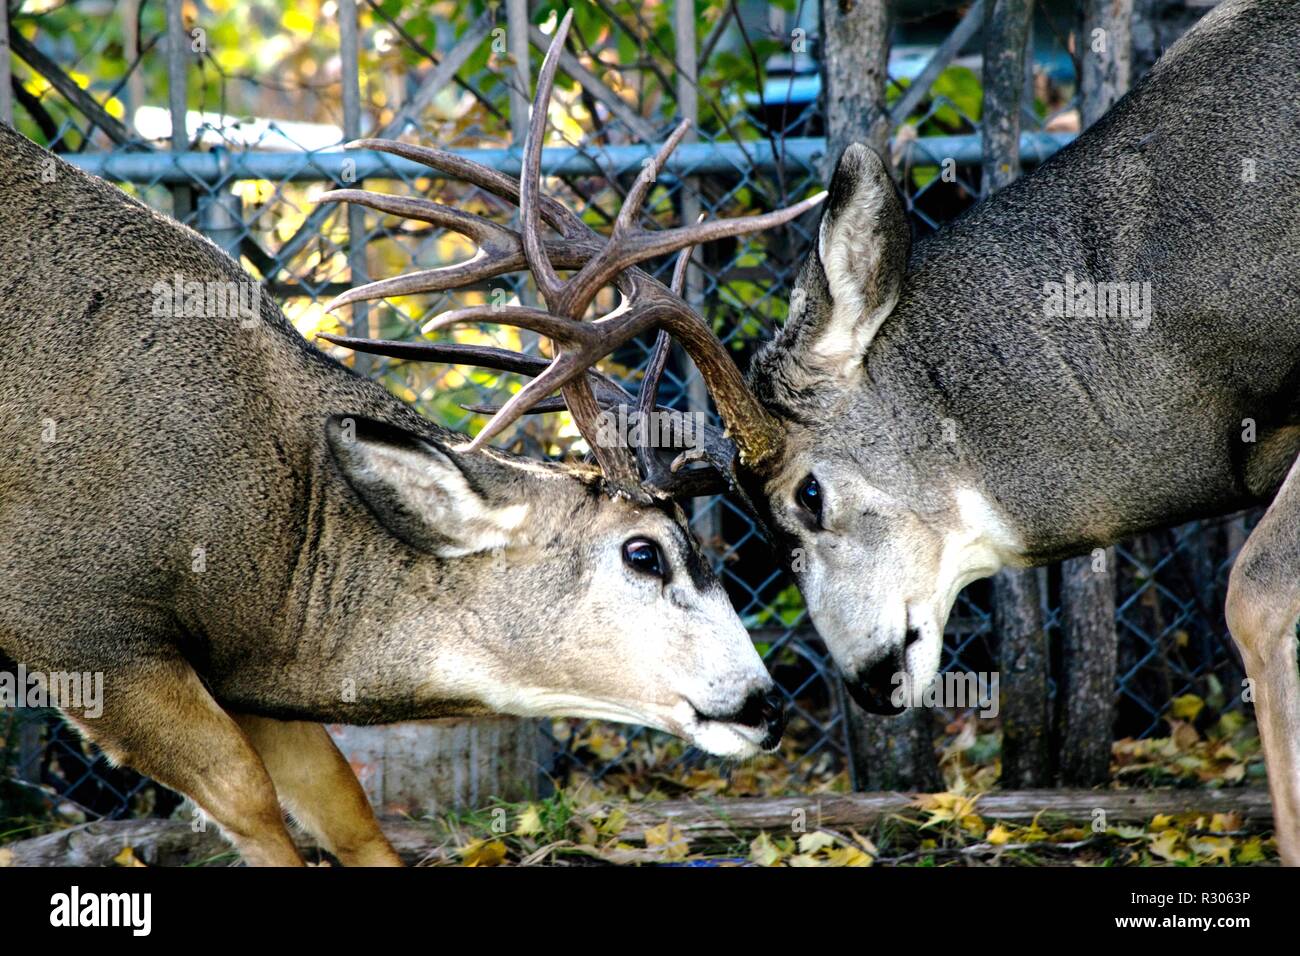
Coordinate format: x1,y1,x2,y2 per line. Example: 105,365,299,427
846,650,906,716
736,688,787,749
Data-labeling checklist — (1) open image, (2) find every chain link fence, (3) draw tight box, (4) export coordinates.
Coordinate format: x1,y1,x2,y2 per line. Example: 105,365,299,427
0,0,1252,828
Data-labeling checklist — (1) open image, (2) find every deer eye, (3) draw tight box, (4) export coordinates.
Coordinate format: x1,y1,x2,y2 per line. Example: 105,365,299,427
622,538,666,579
796,474,823,524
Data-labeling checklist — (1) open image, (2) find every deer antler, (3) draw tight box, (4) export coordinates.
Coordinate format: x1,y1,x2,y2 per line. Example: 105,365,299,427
317,9,823,491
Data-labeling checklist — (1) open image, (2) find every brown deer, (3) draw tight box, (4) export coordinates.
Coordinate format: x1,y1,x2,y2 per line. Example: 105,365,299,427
0,15,819,866
359,1,1300,864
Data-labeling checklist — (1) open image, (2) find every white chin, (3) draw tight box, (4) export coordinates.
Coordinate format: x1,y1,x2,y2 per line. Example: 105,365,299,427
689,720,765,758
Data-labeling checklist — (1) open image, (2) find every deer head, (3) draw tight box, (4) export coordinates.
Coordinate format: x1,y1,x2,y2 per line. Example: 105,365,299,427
311,11,828,753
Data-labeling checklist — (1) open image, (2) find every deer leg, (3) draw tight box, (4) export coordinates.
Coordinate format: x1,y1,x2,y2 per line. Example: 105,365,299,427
231,714,403,867
1225,463,1300,867
66,655,303,867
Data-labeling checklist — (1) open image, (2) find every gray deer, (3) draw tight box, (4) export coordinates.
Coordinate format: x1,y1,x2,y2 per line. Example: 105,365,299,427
0,19,818,866
384,0,1299,863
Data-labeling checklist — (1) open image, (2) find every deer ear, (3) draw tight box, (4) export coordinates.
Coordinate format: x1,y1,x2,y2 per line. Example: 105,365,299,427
798,143,910,374
325,416,527,557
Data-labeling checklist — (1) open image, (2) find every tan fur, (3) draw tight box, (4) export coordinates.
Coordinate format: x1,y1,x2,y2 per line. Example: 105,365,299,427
67,658,304,867
1225,457,1300,866
233,715,403,867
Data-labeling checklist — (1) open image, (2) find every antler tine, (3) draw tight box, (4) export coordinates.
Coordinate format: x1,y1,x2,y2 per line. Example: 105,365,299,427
562,119,693,322
318,334,550,374
461,396,569,415
344,138,582,237
319,235,608,312
317,334,632,406
518,9,574,307
564,191,828,314
324,260,522,313
317,189,504,240
613,120,694,238
637,243,693,423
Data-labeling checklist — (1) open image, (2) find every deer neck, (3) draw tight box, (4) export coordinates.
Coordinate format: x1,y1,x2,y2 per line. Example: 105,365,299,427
184,396,514,724
873,242,1300,567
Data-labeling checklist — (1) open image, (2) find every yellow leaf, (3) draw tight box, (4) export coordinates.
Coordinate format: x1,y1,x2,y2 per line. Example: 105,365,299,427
1215,711,1246,738
644,823,690,862
598,808,627,836
1209,812,1242,834
281,9,314,33
682,769,727,793
1148,829,1189,863
797,831,839,854
825,846,873,867
749,831,784,867
787,853,823,867
460,839,508,867
1237,838,1266,863
917,791,982,831
1111,825,1147,840
1189,836,1233,865
0,848,13,867
515,805,543,836
987,824,1013,846
1150,814,1175,831
112,846,145,868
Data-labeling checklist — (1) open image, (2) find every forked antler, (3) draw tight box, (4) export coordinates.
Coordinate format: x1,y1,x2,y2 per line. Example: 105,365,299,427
317,9,823,495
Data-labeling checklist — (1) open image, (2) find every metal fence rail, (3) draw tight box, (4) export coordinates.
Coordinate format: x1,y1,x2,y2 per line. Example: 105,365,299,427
0,0,1251,825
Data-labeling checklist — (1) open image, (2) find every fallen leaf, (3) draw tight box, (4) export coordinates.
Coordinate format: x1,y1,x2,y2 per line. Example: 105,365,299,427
112,846,145,868
1189,836,1233,865
749,831,784,867
797,831,839,854
1148,829,1189,863
825,846,873,867
515,805,543,836
644,823,690,862
1237,838,1266,863
987,824,1013,846
460,839,508,867
1171,694,1204,721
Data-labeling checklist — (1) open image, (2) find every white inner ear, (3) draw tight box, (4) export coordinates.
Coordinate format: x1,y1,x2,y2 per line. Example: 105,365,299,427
366,440,530,557
812,178,900,375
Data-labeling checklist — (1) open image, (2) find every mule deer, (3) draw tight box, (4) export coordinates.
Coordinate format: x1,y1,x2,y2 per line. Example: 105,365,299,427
0,17,822,866
394,0,1300,863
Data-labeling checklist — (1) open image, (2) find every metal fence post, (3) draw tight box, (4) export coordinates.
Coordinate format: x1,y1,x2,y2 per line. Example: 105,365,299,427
338,0,371,375
818,0,892,177
165,0,192,221
197,156,243,260
981,0,1034,194
1057,0,1132,786
980,0,1050,786
1081,0,1133,127
507,0,531,147
0,1,12,126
